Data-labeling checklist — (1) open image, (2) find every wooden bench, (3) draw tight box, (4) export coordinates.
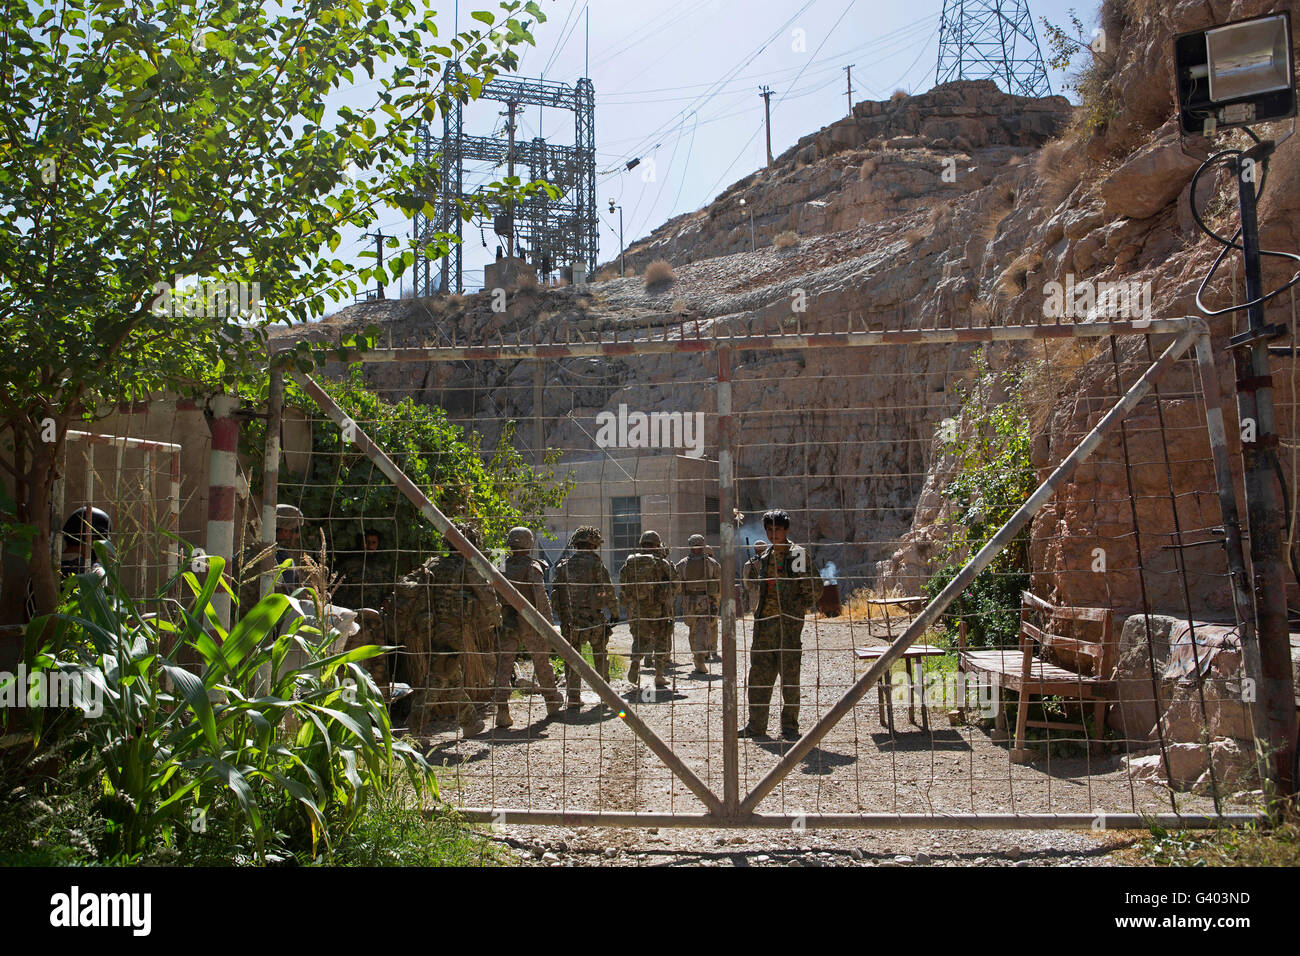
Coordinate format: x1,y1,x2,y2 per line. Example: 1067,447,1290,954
958,591,1116,763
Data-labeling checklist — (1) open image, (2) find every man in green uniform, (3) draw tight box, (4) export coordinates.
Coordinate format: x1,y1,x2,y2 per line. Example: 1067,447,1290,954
742,511,821,740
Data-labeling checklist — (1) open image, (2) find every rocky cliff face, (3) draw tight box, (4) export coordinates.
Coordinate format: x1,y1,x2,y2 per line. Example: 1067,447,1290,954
618,80,1070,275
286,0,1300,623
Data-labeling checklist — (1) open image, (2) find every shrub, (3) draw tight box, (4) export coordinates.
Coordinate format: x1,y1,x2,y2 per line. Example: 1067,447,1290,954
773,230,799,249
890,89,909,103
514,270,538,292
643,258,675,288
925,349,1036,649
16,551,434,862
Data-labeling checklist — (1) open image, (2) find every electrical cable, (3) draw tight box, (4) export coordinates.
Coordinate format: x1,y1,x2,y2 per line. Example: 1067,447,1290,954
1189,136,1300,317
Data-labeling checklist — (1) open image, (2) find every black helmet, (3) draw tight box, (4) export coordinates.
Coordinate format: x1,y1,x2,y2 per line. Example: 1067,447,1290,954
762,509,790,530
62,506,112,547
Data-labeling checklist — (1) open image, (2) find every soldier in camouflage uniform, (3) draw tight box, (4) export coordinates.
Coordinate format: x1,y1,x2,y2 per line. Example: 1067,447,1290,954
620,530,680,690
742,511,822,740
387,525,500,737
676,534,721,674
493,526,565,728
551,526,619,709
334,529,395,613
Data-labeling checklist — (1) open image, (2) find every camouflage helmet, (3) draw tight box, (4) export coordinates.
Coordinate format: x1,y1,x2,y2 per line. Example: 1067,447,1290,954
506,526,534,550
687,534,706,548
638,530,662,549
570,526,602,548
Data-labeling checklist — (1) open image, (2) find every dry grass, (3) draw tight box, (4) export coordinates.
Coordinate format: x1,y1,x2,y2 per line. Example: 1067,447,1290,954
513,271,538,292
595,266,618,282
1036,137,1085,207
843,585,920,623
890,89,909,104
995,249,1042,298
643,258,675,289
904,226,928,248
670,297,689,314
1020,339,1104,431
773,230,799,249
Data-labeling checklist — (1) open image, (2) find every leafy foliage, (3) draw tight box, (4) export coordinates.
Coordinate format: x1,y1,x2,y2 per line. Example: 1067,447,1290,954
1040,9,1119,135
925,350,1035,648
0,0,550,613
252,365,572,571
13,546,433,862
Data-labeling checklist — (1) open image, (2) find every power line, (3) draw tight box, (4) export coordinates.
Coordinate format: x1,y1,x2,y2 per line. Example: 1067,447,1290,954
602,0,817,172
695,0,860,206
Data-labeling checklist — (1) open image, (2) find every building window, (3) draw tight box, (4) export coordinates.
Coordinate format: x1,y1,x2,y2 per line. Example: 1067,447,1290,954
705,496,720,537
611,496,642,579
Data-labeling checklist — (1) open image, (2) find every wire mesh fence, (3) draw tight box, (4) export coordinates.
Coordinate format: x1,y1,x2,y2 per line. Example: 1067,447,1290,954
267,316,1270,827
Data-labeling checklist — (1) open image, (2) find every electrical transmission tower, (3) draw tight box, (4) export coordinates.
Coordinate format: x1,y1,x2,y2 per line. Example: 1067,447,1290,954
935,0,1052,98
412,66,597,297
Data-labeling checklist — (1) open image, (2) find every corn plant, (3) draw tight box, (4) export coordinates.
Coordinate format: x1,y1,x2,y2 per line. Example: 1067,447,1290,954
22,547,434,862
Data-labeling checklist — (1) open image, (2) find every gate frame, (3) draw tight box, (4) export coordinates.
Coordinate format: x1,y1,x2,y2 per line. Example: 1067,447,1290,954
275,315,1270,829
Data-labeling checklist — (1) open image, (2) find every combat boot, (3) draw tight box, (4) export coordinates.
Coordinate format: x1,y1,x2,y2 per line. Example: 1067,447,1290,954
654,661,668,689
495,705,513,729
461,714,486,737
627,656,641,683
692,654,708,674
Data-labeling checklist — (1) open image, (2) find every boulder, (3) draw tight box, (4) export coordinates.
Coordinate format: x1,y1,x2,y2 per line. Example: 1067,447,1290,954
1100,137,1202,220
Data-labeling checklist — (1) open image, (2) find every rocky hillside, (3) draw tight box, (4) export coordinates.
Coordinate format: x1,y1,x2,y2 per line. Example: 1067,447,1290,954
286,0,1300,620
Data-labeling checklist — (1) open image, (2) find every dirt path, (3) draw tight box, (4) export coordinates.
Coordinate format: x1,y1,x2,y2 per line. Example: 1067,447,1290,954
411,613,1239,866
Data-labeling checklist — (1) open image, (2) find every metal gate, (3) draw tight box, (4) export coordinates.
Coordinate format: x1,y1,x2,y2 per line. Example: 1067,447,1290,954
271,314,1269,830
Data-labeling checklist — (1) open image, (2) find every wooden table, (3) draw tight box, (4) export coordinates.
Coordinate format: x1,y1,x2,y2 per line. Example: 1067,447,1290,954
853,643,947,733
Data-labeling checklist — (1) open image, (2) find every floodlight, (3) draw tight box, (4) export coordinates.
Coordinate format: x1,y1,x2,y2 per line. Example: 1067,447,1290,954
1175,12,1295,135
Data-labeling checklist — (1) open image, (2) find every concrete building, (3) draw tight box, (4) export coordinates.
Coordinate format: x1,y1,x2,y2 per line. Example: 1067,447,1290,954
542,453,719,579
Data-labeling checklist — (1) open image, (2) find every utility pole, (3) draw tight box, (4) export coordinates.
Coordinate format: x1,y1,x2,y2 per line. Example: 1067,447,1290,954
1229,141,1298,796
844,64,854,116
609,199,624,276
364,230,387,299
759,85,773,167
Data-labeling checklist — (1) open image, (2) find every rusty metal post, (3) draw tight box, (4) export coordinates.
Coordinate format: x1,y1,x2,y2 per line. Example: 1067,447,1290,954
739,326,1203,815
716,345,739,815
291,369,725,816
260,369,283,601
1229,152,1298,795
1194,333,1273,791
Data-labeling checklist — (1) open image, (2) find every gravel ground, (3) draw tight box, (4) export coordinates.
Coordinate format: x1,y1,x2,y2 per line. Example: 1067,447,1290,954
407,612,1235,866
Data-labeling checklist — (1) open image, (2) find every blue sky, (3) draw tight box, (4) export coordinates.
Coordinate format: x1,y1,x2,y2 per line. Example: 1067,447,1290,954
350,0,1099,296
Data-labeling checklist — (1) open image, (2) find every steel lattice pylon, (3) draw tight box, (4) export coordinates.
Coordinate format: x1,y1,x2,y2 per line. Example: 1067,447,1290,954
936,0,1052,98
412,69,598,296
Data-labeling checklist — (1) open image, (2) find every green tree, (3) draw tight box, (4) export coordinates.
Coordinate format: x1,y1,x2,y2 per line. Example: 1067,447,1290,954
0,0,549,616
925,350,1036,647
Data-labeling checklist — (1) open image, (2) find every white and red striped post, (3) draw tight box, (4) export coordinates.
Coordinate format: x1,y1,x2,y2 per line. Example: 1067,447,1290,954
205,394,242,630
